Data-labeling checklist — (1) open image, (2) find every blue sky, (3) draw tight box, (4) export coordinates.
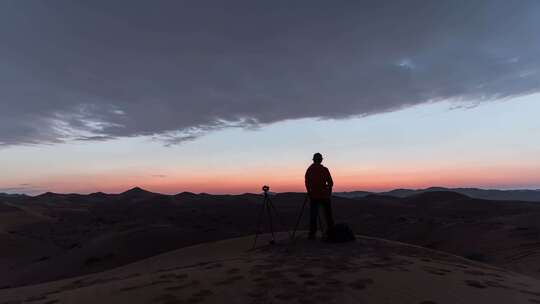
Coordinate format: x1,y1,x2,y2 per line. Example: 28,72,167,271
1,94,538,194
1,2,540,194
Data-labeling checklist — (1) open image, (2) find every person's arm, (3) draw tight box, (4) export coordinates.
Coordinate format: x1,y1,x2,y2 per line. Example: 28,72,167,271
326,168,334,195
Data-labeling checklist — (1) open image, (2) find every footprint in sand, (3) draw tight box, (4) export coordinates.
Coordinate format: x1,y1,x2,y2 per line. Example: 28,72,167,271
152,294,176,301
264,271,285,279
213,275,245,286
160,273,188,280
119,280,173,292
185,290,214,304
164,280,200,291
151,294,182,304
246,291,267,298
226,268,241,274
252,276,266,282
520,290,540,297
465,280,487,289
204,262,224,270
484,280,511,289
298,272,315,278
303,280,319,286
348,278,374,290
423,266,452,276
323,278,344,287
24,295,47,302
274,292,298,301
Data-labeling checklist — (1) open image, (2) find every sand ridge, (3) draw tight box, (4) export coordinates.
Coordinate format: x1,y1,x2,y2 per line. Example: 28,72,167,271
1,233,540,304
4,191,540,287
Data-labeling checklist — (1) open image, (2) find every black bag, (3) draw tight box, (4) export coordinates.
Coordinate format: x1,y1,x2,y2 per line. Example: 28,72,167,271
326,223,356,243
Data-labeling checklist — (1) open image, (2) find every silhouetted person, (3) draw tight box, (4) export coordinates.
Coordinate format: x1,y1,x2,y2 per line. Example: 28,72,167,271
305,153,335,240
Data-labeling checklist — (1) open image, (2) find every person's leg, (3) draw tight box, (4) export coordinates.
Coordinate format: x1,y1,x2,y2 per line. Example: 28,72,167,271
309,199,320,238
321,198,335,228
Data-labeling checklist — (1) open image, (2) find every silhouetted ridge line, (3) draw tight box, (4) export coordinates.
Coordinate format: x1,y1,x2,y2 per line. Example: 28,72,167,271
88,191,108,198
336,187,540,202
120,187,155,195
406,191,470,202
174,191,197,197
36,191,60,198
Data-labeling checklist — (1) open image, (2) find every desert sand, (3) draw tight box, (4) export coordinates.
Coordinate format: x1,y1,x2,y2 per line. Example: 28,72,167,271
3,189,540,303
2,233,540,304
3,190,540,286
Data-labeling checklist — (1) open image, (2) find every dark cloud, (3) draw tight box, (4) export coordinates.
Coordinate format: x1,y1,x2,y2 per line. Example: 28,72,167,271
74,135,117,142
1,1,539,146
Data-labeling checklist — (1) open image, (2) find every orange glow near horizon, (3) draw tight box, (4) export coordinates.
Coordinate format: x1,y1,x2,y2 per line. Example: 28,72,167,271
2,96,540,196
27,165,540,195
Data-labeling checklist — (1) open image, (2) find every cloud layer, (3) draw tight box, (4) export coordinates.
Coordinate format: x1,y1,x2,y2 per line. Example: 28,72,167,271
1,1,539,146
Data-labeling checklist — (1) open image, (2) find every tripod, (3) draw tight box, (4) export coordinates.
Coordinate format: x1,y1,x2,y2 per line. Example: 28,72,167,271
291,194,325,240
252,185,286,249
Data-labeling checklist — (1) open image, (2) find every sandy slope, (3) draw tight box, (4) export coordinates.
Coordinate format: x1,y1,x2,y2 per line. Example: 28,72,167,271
0,202,59,288
5,191,540,287
1,233,540,304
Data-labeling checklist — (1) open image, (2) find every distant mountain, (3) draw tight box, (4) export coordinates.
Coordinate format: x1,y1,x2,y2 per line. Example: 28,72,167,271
6,186,540,203
22,187,162,204
381,189,418,197
0,192,28,198
335,187,540,202
174,191,197,198
35,191,63,199
120,187,153,196
0,193,29,204
447,188,540,202
88,191,109,199
331,191,372,199
117,187,161,202
405,190,470,204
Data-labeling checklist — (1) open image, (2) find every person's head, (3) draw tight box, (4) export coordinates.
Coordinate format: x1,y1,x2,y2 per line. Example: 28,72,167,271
312,153,323,164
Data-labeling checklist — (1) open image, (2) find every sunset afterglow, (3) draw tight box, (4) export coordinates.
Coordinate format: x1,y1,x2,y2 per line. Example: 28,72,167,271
2,96,539,195
1,2,539,195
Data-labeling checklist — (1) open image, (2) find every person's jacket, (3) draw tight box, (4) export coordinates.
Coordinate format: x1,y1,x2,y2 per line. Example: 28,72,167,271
305,163,333,199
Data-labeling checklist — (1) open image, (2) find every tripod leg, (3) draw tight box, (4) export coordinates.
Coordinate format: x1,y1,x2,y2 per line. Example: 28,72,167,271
267,197,291,238
266,198,276,243
252,197,267,249
291,195,309,240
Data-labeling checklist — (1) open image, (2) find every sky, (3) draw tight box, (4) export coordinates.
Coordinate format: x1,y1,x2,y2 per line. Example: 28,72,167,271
1,1,540,194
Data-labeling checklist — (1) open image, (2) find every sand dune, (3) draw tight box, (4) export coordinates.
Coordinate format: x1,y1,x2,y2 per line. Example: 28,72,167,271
4,190,540,289
1,233,540,304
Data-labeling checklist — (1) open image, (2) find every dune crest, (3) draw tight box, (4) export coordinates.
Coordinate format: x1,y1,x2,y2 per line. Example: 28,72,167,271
1,233,540,304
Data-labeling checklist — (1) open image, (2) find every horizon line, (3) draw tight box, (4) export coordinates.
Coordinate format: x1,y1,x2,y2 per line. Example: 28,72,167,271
3,185,540,197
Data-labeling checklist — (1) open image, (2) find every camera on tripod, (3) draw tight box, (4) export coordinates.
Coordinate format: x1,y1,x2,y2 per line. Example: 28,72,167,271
252,184,322,248
252,184,284,248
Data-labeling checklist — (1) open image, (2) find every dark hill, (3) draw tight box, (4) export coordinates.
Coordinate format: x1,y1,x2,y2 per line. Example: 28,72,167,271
406,190,470,203
336,187,540,202
117,187,160,202
119,187,154,196
36,191,61,199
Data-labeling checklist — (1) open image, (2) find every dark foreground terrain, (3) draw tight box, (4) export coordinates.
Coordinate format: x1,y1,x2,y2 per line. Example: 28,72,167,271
2,188,540,289
2,234,540,304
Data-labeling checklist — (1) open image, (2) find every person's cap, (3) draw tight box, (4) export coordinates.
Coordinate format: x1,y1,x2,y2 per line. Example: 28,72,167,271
313,153,323,161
